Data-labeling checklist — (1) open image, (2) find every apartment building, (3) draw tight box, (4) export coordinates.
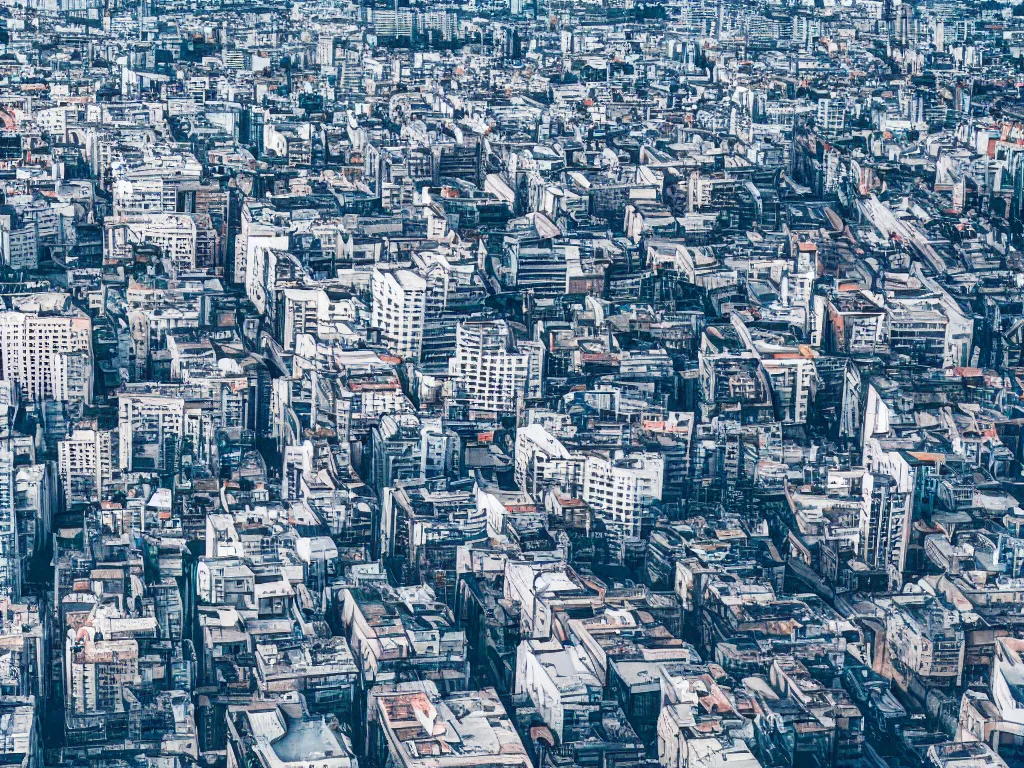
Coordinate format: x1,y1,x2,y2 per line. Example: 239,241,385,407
105,212,219,273
117,387,186,474
886,594,965,697
0,214,37,271
816,98,846,136
371,267,426,361
582,452,664,554
449,319,537,414
58,429,114,505
226,701,356,768
503,559,600,640
0,697,37,768
367,681,530,768
0,451,15,601
65,626,139,718
0,294,92,404
281,288,321,351
514,424,583,499
515,637,603,742
111,152,203,215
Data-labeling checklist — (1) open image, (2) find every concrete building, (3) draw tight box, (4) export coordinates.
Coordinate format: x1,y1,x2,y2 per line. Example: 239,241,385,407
64,625,139,720
886,593,965,701
0,294,92,404
449,319,533,414
515,637,603,742
582,452,664,555
58,429,114,505
226,699,357,768
371,267,426,361
514,424,583,499
367,681,531,768
105,212,219,273
117,387,186,474
0,697,39,768
0,451,16,601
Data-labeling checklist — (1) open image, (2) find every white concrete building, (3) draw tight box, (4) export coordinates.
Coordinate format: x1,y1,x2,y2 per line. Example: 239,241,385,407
281,288,321,351
503,559,597,640
117,389,185,473
111,153,203,216
760,356,816,425
514,424,582,499
0,295,92,404
583,453,664,554
0,215,37,271
816,98,846,136
514,638,602,742
960,637,1024,755
105,212,218,273
449,319,533,414
58,429,114,505
65,624,139,717
371,267,426,361
281,288,362,351
52,350,93,409
658,663,763,768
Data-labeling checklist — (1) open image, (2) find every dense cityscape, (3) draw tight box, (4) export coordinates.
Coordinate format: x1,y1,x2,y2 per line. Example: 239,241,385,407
1,0,1024,767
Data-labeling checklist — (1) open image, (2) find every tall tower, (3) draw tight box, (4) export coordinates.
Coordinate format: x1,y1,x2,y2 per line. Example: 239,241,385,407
0,449,18,600
138,0,148,41
899,4,912,47
882,0,895,42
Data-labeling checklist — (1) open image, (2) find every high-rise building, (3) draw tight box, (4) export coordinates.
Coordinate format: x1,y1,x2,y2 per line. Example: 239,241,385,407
0,295,92,404
105,212,219,274
53,347,91,397
816,98,846,136
111,153,203,216
281,288,321,351
117,387,185,474
0,213,38,271
514,424,582,498
760,356,816,425
862,472,910,582
582,453,664,556
0,450,17,600
14,463,54,596
371,267,426,361
65,625,139,719
58,429,114,505
449,320,533,414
